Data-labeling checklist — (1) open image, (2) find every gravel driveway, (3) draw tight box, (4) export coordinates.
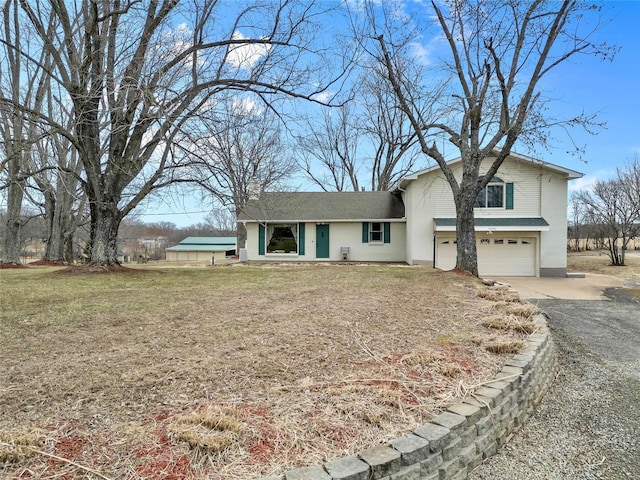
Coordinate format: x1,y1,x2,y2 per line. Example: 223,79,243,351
469,289,640,479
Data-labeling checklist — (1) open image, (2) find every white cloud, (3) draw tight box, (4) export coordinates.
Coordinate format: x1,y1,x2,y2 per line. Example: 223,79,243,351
409,41,433,66
312,91,333,103
231,96,261,115
568,169,615,193
226,31,271,70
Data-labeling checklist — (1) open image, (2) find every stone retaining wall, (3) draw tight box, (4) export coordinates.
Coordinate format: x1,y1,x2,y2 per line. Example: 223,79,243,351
256,314,557,480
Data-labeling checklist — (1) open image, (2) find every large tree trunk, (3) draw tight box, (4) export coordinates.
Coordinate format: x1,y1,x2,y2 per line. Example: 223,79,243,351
236,221,247,250
2,168,25,265
453,187,479,276
43,178,78,263
88,200,123,265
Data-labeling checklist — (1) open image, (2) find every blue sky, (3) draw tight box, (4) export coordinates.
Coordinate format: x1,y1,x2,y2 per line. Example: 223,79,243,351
542,0,640,192
137,0,640,228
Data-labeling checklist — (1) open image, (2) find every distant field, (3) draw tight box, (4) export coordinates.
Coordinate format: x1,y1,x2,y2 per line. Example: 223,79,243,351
0,263,534,479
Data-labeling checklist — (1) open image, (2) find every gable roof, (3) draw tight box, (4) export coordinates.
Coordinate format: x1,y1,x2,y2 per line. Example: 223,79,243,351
395,151,583,190
238,192,405,222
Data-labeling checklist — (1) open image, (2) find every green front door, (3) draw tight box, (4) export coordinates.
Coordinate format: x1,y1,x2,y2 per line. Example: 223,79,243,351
316,224,330,258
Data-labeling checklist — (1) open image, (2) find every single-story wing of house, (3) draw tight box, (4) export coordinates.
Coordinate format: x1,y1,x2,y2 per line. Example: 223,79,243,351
165,237,237,263
237,152,583,277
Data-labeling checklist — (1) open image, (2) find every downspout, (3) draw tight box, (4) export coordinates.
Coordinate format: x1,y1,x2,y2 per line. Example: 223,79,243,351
433,234,436,268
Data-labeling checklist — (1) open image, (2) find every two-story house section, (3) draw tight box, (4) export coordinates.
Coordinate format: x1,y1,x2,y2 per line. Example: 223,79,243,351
395,152,583,277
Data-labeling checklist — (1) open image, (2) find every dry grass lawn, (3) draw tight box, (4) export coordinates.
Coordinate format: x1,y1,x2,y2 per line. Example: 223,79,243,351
0,263,537,479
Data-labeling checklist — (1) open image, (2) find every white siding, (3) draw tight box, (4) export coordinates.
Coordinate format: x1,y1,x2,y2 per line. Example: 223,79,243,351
540,171,569,275
404,156,558,270
243,221,406,262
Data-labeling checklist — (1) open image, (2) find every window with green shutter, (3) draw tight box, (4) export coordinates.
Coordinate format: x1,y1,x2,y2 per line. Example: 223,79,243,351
475,176,512,209
506,183,514,210
298,222,305,255
363,222,389,243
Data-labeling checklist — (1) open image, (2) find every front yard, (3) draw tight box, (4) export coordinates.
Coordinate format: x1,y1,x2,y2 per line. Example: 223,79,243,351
0,263,536,479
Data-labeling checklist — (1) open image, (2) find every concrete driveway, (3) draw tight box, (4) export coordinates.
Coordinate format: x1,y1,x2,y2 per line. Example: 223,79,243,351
470,275,640,479
492,273,628,300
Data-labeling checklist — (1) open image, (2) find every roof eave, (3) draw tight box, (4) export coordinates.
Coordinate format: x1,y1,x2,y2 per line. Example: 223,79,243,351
434,225,550,232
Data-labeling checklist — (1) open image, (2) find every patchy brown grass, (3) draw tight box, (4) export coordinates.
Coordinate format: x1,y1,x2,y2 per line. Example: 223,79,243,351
0,263,532,479
568,251,640,279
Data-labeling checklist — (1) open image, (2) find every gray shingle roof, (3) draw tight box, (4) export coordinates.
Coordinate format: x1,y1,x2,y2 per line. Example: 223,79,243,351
238,192,405,222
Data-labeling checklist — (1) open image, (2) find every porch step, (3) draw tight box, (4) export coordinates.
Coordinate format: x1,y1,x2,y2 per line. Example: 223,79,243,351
566,272,586,278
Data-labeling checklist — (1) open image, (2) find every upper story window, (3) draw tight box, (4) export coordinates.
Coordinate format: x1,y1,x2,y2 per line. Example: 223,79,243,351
475,176,504,208
474,176,514,210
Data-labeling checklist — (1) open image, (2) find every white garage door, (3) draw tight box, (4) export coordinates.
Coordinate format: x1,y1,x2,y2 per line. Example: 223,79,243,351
436,236,536,276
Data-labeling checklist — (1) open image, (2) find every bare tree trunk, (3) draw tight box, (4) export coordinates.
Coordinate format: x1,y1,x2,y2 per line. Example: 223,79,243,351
453,181,480,276
88,203,122,265
43,170,83,262
237,222,248,250
2,173,24,264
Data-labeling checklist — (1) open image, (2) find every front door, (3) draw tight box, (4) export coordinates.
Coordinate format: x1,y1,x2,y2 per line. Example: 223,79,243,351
316,224,330,258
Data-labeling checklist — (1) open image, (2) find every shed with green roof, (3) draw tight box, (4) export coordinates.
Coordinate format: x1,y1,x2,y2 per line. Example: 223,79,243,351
165,237,237,263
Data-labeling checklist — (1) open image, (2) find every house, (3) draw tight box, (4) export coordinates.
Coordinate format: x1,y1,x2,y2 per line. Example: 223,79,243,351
239,192,407,263
238,152,583,277
165,237,237,263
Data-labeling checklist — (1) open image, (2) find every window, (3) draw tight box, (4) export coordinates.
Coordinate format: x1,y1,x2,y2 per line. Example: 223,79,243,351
475,184,504,208
474,177,514,209
370,222,383,242
266,224,298,254
508,239,518,244
480,238,490,244
494,239,504,244
362,222,391,243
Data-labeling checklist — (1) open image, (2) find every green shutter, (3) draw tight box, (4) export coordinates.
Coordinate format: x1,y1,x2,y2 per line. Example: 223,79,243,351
258,224,265,255
362,222,369,243
298,222,305,255
384,222,391,243
506,183,514,210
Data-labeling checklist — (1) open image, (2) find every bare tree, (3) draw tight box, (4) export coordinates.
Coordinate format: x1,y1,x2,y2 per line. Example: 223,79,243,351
298,105,361,191
0,0,51,264
568,191,590,252
297,60,423,192
8,0,347,266
367,0,616,275
358,61,423,191
184,99,295,247
31,131,88,263
574,158,640,266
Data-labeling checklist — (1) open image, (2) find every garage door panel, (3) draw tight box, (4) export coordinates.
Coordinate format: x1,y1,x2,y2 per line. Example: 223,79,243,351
437,235,535,276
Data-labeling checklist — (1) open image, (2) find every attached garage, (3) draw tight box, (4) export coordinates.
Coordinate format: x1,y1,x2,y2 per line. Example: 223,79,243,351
433,218,549,277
